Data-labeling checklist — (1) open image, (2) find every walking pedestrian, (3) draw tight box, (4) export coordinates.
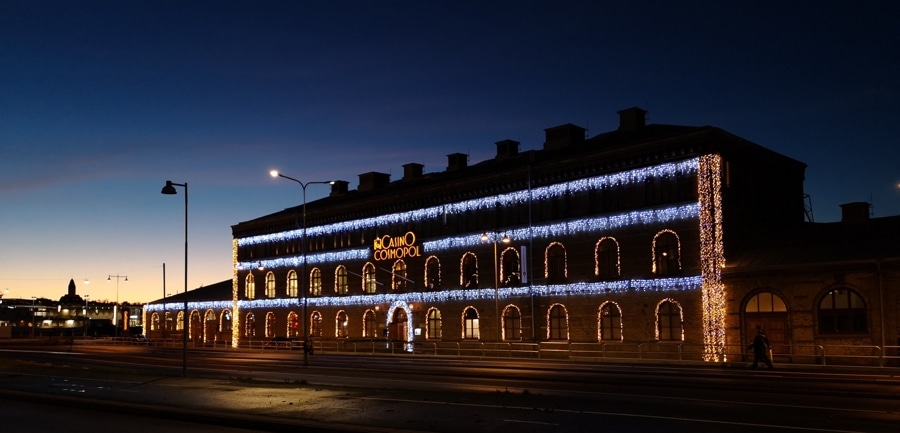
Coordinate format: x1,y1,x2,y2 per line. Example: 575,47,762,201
748,326,774,369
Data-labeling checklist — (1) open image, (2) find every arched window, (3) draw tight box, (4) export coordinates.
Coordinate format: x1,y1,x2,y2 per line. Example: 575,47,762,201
425,256,441,289
244,312,256,338
265,272,276,298
286,270,298,297
335,266,348,295
363,309,377,338
245,273,256,300
190,310,202,341
150,313,160,331
427,308,442,339
599,301,622,341
265,312,276,338
503,305,521,341
164,312,173,331
392,259,407,291
336,311,349,338
219,310,232,334
653,230,681,276
656,299,683,341
176,311,184,331
595,237,620,280
309,268,322,297
363,263,377,294
746,292,788,313
310,311,323,337
462,307,480,339
500,247,521,286
287,311,300,338
545,243,567,284
547,304,568,340
818,288,867,334
461,252,478,288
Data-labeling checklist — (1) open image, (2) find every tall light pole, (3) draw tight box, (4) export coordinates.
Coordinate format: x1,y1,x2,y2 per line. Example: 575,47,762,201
30,296,37,337
482,232,510,341
270,170,333,366
161,180,188,377
107,274,127,336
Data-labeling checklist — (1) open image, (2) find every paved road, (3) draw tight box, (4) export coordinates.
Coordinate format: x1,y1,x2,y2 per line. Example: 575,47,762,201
1,343,899,432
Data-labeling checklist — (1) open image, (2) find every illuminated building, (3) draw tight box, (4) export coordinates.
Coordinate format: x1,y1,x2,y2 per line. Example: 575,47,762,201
144,107,898,365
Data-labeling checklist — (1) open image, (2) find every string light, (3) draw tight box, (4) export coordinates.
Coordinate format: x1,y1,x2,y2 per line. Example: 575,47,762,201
147,275,702,314
236,158,700,247
594,237,621,278
545,303,571,340
654,298,685,341
170,155,726,359
386,300,414,351
544,242,567,281
232,239,240,347
597,300,624,342
651,229,682,274
698,154,726,361
235,203,700,272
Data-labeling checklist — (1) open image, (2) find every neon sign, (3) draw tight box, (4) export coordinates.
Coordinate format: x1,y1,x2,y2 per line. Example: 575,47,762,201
373,231,422,261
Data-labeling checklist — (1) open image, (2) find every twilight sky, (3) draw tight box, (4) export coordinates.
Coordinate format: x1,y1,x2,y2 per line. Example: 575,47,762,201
1,1,898,303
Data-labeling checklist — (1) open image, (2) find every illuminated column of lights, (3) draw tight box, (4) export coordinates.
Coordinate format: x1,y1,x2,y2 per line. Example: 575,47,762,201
698,154,727,362
231,238,240,348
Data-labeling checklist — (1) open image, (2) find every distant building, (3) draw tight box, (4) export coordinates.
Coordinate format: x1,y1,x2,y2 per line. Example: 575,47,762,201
0,279,143,338
144,108,899,365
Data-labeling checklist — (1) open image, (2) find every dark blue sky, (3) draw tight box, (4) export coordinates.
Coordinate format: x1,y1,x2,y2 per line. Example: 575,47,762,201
2,1,898,301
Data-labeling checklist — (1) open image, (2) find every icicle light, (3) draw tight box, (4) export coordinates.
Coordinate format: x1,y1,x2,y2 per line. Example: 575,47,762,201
147,276,702,313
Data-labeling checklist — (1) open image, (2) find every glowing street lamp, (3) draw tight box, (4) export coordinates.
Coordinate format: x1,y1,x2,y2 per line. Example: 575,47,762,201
270,169,334,366
107,274,127,336
161,180,189,377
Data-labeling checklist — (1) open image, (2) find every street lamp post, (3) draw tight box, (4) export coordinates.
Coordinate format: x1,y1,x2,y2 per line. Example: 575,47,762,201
83,294,90,336
270,170,333,366
31,296,37,337
161,180,189,377
482,232,510,341
107,274,127,336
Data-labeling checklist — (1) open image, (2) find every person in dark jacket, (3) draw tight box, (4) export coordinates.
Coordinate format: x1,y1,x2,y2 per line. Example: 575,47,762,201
748,326,774,369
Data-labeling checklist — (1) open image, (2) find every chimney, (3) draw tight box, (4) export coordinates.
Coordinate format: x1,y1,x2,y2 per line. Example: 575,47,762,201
617,107,647,132
358,172,391,192
447,153,468,172
839,202,870,223
402,163,424,181
330,180,349,197
543,124,586,151
495,139,520,160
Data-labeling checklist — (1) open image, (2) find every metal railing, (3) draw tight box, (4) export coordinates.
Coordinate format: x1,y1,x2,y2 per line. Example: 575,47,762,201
74,337,900,368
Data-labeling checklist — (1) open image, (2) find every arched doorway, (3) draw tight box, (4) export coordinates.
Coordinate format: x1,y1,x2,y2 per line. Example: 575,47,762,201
390,308,408,342
744,291,789,357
